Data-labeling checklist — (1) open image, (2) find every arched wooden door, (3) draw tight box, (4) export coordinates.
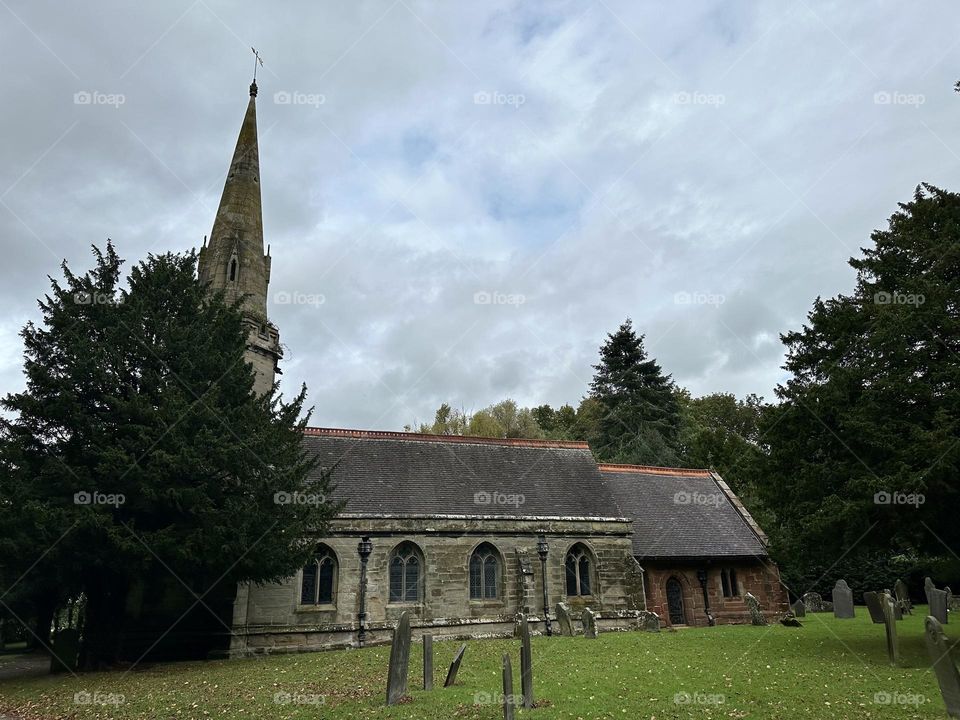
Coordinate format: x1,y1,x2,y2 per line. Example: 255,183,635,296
666,578,686,625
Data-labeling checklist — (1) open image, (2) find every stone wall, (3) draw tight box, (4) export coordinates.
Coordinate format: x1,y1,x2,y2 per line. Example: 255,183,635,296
642,559,788,627
230,515,638,655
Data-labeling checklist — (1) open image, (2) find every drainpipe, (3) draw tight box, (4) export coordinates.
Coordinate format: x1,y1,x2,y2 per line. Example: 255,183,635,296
357,537,372,646
536,534,553,636
696,568,716,626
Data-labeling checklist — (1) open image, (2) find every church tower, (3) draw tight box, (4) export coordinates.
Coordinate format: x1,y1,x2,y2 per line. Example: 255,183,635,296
198,80,281,396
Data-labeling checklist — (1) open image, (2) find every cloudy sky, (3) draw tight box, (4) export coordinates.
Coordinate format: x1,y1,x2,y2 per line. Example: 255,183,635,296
1,1,958,430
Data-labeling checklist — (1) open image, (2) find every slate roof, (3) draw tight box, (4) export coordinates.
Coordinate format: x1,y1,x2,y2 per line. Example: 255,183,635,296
302,428,627,520
599,463,768,559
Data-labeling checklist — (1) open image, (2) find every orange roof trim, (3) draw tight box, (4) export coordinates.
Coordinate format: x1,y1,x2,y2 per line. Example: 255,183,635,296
303,427,591,450
598,462,713,477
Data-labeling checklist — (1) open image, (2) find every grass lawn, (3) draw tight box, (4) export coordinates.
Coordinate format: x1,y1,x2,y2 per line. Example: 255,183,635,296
0,607,955,719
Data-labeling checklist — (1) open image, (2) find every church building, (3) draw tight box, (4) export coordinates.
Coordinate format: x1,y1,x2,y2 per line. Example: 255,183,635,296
199,82,787,656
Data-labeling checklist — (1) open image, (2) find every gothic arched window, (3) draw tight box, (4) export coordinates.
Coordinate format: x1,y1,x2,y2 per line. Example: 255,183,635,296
564,543,593,596
300,546,337,605
469,543,500,600
389,542,423,603
228,258,238,281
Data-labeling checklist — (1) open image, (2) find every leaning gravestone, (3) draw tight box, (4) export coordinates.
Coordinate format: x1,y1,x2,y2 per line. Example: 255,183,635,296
636,610,661,632
502,653,515,720
519,615,534,709
49,628,80,674
386,611,412,705
555,602,574,636
832,580,855,619
582,607,598,639
880,592,899,666
802,591,826,613
790,598,806,618
863,592,885,624
423,634,434,691
894,578,912,615
744,592,767,626
924,616,960,718
930,589,949,625
444,644,467,687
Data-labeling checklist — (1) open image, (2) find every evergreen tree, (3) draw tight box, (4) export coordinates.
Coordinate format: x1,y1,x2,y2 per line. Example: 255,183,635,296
0,244,337,667
760,184,960,579
589,319,680,465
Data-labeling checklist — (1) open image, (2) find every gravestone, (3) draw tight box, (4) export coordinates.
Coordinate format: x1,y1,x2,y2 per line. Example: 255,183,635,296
555,602,574,636
386,611,412,705
502,653,515,720
582,608,598,639
832,580,855,619
802,591,826,613
881,592,899,666
790,599,806,617
863,592,885,624
894,578,912,615
49,629,80,674
636,610,661,632
519,615,534,709
444,644,467,687
744,592,767,626
423,634,434,691
930,589,949,624
947,587,954,615
926,577,936,606
780,612,802,627
924,616,960,718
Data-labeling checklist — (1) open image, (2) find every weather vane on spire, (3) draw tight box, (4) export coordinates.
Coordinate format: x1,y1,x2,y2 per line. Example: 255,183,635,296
251,46,264,81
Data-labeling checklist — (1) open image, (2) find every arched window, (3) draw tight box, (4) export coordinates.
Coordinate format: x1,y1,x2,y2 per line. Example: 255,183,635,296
300,546,337,605
389,543,422,603
228,258,238,281
564,543,593,596
469,543,500,600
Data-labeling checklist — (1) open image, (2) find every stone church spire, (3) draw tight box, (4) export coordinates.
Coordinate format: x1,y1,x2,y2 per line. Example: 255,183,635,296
198,80,281,396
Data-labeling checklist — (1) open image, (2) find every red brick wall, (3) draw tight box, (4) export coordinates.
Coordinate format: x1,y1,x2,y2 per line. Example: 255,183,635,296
642,559,788,627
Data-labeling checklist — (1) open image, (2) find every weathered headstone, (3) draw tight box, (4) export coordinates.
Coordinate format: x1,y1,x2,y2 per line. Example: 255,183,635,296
519,615,533,709
790,598,806,617
636,610,660,632
880,592,899,666
744,592,767,626
930,589,949,624
444,644,467,687
924,615,960,718
802,591,825,613
894,578,912,615
926,576,936,606
386,611,412,705
555,602,574,636
423,634,433,691
502,653,515,720
49,628,80,674
863,591,885,624
832,580,855,619
582,607,598,639
947,587,954,615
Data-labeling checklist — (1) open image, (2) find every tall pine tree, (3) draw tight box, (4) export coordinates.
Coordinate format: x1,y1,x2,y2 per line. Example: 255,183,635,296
589,319,681,465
